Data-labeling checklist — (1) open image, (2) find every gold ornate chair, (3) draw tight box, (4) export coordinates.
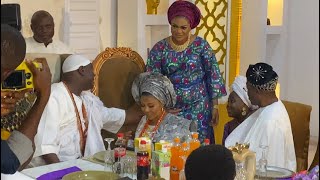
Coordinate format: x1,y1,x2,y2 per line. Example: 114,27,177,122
282,100,312,172
92,47,145,147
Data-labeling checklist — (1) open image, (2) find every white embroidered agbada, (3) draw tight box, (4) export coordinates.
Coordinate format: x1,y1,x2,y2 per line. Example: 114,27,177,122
225,100,297,172
25,37,74,54
31,82,125,167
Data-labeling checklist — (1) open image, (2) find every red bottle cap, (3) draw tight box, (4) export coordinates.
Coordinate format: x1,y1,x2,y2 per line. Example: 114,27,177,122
174,137,180,143
204,138,210,144
117,133,124,137
140,140,147,145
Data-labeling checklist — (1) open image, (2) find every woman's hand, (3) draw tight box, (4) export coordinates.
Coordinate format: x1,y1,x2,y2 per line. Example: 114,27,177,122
211,108,219,126
166,108,182,115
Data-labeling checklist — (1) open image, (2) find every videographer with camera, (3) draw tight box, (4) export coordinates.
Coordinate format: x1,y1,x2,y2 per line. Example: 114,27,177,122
1,24,52,174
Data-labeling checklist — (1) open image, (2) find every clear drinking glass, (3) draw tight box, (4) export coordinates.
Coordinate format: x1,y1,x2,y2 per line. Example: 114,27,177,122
121,155,137,178
113,160,124,176
104,138,115,171
234,162,247,180
257,145,268,178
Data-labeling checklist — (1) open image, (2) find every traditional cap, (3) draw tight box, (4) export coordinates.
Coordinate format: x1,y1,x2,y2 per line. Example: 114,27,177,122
62,54,91,73
246,62,278,91
230,76,252,108
167,0,201,29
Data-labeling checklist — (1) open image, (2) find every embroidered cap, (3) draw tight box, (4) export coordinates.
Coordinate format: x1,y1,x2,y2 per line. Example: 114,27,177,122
62,54,91,73
246,62,278,91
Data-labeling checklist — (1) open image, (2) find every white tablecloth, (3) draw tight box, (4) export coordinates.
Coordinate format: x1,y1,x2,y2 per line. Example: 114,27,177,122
1,159,104,180
1,172,34,180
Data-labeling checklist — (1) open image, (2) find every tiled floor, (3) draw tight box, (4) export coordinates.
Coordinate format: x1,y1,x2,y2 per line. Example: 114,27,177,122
308,136,318,168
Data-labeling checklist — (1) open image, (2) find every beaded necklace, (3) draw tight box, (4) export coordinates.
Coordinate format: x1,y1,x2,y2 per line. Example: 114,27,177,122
62,82,88,156
169,33,191,52
139,110,167,138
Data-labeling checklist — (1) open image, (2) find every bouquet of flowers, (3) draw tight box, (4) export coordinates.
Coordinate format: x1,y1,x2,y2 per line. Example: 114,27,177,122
291,165,319,180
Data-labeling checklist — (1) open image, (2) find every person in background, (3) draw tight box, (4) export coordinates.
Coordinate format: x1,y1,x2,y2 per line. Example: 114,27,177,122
1,10,74,133
225,62,296,172
185,144,236,180
146,0,227,143
1,24,52,174
25,10,73,54
132,72,197,142
30,54,142,167
222,76,257,145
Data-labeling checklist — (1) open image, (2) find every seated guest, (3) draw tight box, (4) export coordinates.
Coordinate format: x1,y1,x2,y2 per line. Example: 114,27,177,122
25,10,73,54
185,144,236,180
132,72,196,142
30,54,142,167
222,76,256,145
225,62,296,172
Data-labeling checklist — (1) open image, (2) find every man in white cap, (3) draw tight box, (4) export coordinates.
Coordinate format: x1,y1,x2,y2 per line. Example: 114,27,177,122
30,54,142,166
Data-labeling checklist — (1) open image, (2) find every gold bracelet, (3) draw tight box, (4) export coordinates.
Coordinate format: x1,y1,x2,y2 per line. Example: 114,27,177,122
213,105,219,109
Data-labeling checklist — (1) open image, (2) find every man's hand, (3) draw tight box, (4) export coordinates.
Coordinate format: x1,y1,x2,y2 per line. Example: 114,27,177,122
1,89,32,116
211,108,219,127
26,58,52,100
124,131,133,140
124,103,144,125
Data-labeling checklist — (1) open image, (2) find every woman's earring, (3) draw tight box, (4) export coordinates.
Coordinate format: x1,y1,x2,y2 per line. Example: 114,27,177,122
241,107,247,116
161,107,164,112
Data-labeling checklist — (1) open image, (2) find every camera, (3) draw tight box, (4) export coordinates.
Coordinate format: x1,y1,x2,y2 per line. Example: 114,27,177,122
1,61,41,91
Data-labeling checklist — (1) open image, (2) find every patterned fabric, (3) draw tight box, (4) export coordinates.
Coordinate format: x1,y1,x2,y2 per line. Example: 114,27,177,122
167,0,201,29
135,113,191,143
146,36,227,143
1,93,37,132
131,72,176,108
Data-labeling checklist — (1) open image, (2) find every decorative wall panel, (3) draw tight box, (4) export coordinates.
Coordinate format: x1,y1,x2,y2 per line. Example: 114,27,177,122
195,0,228,82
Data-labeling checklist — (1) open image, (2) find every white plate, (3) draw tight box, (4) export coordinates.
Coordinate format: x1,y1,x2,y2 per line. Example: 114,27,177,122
62,170,119,180
255,166,294,178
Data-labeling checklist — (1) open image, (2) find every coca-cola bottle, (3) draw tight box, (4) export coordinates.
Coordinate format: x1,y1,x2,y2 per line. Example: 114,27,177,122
114,133,126,162
137,140,150,180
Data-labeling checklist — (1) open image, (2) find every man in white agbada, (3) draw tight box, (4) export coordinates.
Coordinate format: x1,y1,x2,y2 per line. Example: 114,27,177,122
225,62,296,172
30,54,142,166
25,10,73,54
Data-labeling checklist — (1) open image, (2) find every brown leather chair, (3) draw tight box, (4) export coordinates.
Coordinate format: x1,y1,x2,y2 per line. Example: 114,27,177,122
92,47,145,148
282,100,312,172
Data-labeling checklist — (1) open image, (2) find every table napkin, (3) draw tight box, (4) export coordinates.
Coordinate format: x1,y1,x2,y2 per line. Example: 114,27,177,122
36,166,81,180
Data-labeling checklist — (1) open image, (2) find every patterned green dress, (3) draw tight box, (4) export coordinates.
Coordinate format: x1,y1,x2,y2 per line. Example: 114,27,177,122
146,36,227,143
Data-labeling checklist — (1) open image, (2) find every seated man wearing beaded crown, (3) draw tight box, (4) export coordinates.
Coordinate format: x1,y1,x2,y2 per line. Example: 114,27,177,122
225,62,296,172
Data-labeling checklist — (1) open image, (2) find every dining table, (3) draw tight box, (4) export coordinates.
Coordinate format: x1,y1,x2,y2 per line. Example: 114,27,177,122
1,152,137,180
